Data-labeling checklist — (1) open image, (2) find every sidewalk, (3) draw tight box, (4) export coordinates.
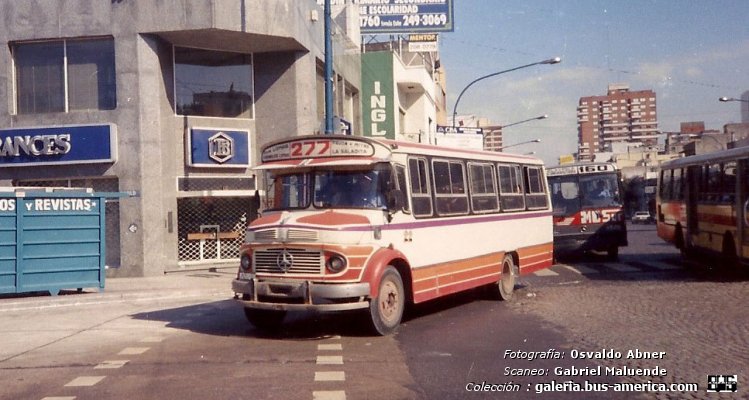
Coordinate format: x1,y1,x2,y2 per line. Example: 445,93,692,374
0,268,238,312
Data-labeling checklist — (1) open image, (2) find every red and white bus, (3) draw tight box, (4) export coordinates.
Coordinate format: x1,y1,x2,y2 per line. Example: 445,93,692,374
546,163,627,259
657,146,749,267
232,135,554,335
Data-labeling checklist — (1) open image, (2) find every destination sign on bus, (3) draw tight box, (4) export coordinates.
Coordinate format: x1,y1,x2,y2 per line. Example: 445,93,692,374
262,139,375,162
546,164,616,176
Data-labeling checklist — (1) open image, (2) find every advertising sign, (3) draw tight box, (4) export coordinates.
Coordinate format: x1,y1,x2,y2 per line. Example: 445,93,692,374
0,124,116,167
359,0,454,33
362,52,395,139
188,128,250,168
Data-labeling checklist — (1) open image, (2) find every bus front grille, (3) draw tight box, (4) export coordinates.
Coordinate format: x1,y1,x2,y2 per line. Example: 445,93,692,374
253,248,324,275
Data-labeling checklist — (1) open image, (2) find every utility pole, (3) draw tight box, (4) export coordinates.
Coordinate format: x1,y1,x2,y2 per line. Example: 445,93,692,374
324,0,334,134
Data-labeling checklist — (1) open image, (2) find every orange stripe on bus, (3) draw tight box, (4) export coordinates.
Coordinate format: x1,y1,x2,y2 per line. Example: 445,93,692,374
297,211,370,225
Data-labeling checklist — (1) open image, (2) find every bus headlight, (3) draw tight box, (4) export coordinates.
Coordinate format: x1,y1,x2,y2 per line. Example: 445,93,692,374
326,254,347,273
240,253,252,271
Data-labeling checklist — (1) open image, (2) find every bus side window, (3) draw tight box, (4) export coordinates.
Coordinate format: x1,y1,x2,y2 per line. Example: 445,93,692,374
498,164,525,211
433,159,469,216
408,157,433,217
394,164,410,213
524,166,548,210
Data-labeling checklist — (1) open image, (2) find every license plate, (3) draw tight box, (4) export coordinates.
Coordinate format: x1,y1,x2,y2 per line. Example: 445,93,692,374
239,272,253,280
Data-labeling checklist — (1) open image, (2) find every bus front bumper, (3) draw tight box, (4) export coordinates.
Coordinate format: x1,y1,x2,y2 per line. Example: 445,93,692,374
232,278,371,312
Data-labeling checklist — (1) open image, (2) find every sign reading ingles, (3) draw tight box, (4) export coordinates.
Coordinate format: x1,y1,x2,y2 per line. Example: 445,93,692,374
359,0,454,33
0,124,116,167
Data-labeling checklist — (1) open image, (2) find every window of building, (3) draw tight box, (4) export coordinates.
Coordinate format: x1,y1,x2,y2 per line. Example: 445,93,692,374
14,38,116,114
175,47,253,119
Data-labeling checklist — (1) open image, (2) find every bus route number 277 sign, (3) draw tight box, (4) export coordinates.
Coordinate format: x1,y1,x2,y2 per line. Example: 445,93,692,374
261,139,375,162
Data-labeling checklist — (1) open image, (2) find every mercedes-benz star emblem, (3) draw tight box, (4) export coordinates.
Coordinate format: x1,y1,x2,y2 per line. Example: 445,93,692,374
276,249,294,272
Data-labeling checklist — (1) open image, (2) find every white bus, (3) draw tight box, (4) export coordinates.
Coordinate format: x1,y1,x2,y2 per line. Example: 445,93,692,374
232,135,554,335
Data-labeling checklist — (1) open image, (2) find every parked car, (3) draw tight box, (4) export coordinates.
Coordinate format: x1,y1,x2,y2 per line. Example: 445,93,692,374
631,211,653,224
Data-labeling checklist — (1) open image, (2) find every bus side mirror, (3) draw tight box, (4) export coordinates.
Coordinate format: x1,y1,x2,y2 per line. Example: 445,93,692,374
387,189,405,212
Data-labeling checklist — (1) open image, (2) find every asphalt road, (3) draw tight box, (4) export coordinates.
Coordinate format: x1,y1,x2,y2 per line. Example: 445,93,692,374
1,223,747,400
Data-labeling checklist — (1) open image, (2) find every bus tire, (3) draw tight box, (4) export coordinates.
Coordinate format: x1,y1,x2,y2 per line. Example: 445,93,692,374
721,233,738,270
368,266,405,336
494,254,516,301
606,245,619,261
244,308,286,332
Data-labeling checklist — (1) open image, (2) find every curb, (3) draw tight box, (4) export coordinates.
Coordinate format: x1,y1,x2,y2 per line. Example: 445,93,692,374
0,272,237,312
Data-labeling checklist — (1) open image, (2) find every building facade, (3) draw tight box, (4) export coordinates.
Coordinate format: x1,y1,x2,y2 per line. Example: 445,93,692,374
0,0,362,276
361,38,445,144
577,84,658,161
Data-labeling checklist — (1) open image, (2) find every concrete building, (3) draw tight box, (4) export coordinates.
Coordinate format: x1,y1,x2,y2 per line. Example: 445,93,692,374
0,0,362,276
361,37,445,144
577,84,658,161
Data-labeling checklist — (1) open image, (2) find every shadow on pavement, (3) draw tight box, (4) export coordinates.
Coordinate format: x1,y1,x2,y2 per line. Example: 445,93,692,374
128,284,511,340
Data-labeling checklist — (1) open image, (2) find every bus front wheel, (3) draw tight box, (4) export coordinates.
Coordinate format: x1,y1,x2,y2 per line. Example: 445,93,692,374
368,266,405,336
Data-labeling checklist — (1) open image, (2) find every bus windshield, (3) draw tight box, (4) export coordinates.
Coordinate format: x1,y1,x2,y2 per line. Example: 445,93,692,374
266,163,392,210
549,173,621,216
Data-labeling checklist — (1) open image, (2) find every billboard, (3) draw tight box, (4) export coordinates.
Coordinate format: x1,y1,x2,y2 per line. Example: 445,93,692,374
359,0,454,33
362,52,396,139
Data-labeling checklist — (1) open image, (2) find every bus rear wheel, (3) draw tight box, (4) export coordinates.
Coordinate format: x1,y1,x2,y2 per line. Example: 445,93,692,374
492,254,516,301
368,266,405,336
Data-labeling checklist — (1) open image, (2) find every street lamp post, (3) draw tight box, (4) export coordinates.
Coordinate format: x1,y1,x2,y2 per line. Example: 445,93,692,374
719,96,749,103
498,138,541,151
451,57,561,128
482,114,547,151
501,114,548,129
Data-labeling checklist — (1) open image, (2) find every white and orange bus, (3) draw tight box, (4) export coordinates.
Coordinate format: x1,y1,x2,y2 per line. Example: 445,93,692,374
657,146,749,267
546,163,627,259
232,135,554,335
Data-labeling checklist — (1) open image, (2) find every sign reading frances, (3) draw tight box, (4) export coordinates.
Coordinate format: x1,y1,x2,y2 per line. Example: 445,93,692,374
0,124,116,167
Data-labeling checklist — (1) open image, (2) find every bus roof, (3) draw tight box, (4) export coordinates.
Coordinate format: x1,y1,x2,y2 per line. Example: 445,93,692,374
258,134,544,168
660,146,749,169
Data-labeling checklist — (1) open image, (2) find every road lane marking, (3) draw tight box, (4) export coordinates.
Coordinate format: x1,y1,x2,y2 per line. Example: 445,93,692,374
317,343,343,351
94,360,129,369
313,390,346,400
118,347,150,355
647,261,682,270
558,264,599,274
140,336,166,343
41,397,76,400
607,263,640,273
534,268,559,276
315,371,345,381
316,355,343,365
64,376,106,387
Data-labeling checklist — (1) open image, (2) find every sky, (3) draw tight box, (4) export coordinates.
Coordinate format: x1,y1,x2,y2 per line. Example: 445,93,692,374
438,0,749,164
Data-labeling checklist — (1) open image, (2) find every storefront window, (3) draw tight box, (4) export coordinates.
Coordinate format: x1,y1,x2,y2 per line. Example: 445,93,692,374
14,38,116,114
174,47,254,119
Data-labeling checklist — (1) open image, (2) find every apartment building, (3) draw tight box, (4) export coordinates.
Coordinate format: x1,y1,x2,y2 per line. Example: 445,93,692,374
577,84,658,161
